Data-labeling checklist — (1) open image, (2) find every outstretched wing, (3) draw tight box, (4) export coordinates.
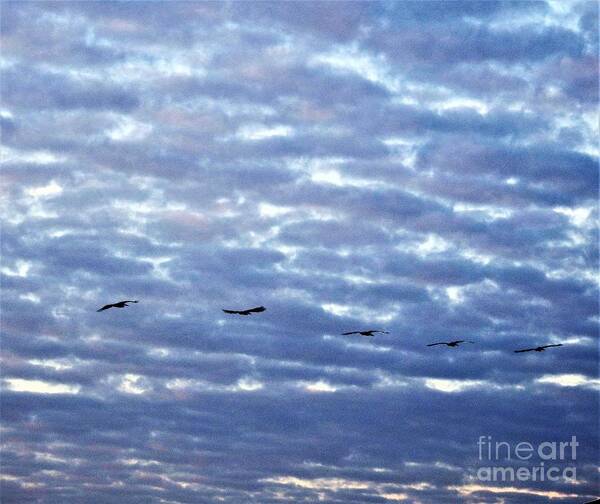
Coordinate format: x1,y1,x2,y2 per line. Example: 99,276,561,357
427,342,446,346
342,331,360,335
97,304,114,312
514,348,535,353
223,306,265,315
120,300,138,304
542,344,563,349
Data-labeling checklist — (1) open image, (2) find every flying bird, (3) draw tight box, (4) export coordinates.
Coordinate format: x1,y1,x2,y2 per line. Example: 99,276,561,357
222,306,266,316
427,340,474,347
342,330,389,337
97,300,139,312
514,344,563,353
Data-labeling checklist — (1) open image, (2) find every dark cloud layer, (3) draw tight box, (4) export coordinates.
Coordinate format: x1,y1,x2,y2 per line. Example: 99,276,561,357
1,1,598,503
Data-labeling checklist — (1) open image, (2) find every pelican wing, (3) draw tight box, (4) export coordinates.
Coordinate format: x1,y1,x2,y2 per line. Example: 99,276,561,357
223,306,265,315
542,344,563,349
342,331,360,335
427,342,447,347
514,348,536,353
97,304,114,312
245,306,266,313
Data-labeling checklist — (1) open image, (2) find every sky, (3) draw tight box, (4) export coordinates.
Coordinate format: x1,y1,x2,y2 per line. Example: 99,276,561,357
1,1,599,503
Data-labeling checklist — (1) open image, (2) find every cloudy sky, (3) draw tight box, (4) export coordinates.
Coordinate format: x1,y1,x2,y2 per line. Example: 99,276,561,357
1,1,598,503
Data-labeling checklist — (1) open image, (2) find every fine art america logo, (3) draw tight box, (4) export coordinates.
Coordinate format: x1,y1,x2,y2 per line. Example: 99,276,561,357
476,436,578,482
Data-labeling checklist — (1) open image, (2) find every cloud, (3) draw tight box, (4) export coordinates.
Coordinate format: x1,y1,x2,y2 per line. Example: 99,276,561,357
2,65,140,112
1,1,597,503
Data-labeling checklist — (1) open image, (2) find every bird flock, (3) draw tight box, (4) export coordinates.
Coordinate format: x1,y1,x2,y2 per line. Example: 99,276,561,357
96,300,565,354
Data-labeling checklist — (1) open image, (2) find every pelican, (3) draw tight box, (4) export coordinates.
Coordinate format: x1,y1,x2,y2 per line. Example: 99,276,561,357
97,300,138,312
222,306,266,316
342,330,389,337
427,340,473,347
514,344,563,353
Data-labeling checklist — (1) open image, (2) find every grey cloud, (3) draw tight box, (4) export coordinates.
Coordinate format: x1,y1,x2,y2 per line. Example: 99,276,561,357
369,23,584,65
2,65,140,112
1,1,597,503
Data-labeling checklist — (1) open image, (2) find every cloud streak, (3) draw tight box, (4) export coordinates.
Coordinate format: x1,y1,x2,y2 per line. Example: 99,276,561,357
1,1,598,503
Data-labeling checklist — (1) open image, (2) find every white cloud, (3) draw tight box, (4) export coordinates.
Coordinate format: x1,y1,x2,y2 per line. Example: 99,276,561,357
4,379,80,395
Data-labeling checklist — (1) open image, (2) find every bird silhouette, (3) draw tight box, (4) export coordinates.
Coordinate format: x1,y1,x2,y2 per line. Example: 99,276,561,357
427,340,473,347
341,330,389,337
97,300,138,312
222,306,266,316
514,343,563,353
